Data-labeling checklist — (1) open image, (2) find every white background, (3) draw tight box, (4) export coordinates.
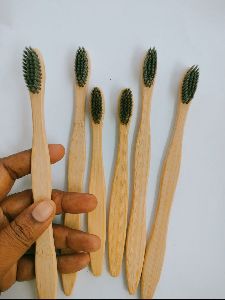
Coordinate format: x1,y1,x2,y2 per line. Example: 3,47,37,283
0,0,225,299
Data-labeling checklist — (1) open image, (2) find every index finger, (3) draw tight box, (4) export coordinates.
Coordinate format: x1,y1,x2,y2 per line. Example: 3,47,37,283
0,190,98,219
0,144,65,200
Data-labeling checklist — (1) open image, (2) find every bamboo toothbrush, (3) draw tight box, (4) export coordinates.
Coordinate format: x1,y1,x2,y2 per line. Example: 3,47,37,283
141,66,200,299
23,47,58,299
108,88,133,277
62,47,89,295
88,87,106,276
126,48,157,294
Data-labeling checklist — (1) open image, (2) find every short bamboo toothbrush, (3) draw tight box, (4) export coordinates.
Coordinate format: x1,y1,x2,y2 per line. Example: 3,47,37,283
23,47,58,299
108,89,133,277
62,47,89,295
126,48,157,294
141,66,200,299
88,87,106,276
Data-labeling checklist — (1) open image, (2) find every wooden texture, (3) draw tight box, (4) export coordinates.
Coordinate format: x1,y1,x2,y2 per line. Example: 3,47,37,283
126,85,153,294
62,85,87,295
141,98,190,299
88,120,106,276
30,49,58,299
108,124,129,277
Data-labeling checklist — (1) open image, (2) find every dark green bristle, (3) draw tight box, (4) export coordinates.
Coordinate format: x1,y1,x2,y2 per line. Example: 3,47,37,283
119,89,133,125
182,65,199,104
23,47,42,94
91,87,103,124
143,47,157,88
75,47,88,87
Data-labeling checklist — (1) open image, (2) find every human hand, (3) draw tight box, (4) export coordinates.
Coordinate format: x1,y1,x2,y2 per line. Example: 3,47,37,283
0,144,100,292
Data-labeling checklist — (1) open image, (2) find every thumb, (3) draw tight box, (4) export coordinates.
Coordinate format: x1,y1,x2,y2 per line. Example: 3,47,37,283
0,199,55,280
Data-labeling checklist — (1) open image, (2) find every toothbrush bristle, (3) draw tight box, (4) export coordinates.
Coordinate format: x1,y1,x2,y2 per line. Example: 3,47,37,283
75,47,89,87
91,87,103,124
143,47,157,88
182,65,199,104
119,88,133,125
23,47,42,94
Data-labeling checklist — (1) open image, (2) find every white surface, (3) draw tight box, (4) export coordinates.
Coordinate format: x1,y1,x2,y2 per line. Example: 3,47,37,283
0,0,225,298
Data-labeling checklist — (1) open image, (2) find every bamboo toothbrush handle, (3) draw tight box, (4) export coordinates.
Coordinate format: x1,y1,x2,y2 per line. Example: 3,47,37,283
67,86,86,195
62,86,86,295
141,103,189,299
126,87,152,294
88,125,106,276
31,96,58,299
108,126,129,277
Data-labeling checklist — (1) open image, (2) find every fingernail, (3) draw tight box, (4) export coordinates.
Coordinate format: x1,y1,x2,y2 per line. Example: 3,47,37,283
32,200,54,222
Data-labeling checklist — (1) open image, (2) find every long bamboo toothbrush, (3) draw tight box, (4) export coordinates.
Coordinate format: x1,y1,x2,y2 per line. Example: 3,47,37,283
108,88,133,277
62,47,89,296
141,66,200,299
88,87,106,276
23,47,58,299
126,48,157,294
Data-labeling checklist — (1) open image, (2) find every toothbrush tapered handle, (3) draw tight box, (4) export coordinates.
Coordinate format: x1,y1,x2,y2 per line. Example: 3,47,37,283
88,126,106,276
89,170,106,276
126,87,152,294
62,86,86,295
35,225,58,299
108,127,128,276
126,123,150,294
62,119,86,295
32,162,58,299
61,214,79,296
141,149,181,299
141,103,189,299
31,96,58,299
141,208,170,299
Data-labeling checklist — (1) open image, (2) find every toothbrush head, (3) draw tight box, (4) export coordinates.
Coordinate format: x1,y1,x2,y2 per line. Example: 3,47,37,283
91,87,103,124
143,47,157,88
75,47,89,87
23,47,42,94
182,65,199,104
119,88,133,125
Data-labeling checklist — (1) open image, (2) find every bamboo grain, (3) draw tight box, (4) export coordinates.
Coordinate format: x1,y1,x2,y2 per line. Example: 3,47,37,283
126,85,153,294
30,49,58,299
141,92,190,299
88,100,106,276
62,86,87,296
108,124,129,277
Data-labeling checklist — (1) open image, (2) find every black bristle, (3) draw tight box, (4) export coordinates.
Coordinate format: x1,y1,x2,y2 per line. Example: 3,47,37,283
75,47,88,87
143,47,157,88
23,47,42,94
182,65,199,104
91,87,103,124
119,89,133,125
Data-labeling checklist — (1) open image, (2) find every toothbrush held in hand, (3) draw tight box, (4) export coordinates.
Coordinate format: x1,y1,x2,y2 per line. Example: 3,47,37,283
23,47,58,299
126,48,157,294
88,87,106,276
141,66,199,299
62,47,89,296
108,89,133,277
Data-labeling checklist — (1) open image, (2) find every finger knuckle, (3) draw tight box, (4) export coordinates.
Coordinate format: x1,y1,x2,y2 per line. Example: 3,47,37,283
9,220,34,248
